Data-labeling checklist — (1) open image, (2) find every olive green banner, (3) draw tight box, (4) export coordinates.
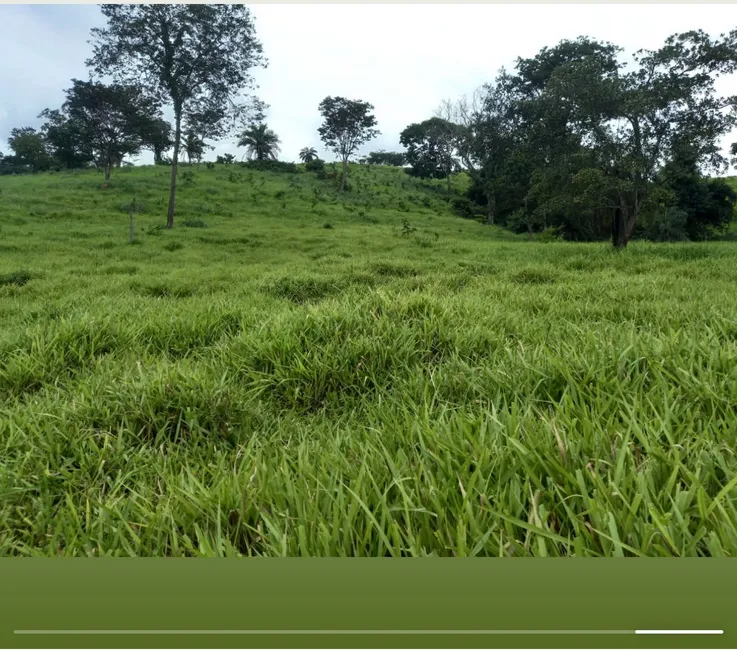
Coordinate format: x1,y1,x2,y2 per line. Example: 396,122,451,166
1,559,734,649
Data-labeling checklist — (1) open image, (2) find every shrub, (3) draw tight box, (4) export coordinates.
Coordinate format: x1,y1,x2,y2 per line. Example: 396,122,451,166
640,207,689,242
451,197,480,220
181,219,208,229
241,160,298,174
163,241,184,252
537,226,563,243
305,158,325,174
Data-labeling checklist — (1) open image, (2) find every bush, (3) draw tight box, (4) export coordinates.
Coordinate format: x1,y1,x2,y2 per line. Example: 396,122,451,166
451,197,480,220
181,219,208,229
216,154,236,165
537,226,563,243
640,207,689,242
305,158,325,174
241,160,298,174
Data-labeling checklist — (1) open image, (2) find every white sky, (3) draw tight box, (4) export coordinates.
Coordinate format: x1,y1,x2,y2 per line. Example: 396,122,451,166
2,3,737,165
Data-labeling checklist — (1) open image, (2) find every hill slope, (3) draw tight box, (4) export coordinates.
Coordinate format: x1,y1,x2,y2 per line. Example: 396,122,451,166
1,163,737,556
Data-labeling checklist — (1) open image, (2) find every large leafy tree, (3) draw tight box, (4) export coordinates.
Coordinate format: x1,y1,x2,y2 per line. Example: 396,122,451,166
87,4,266,227
449,75,522,223
6,127,52,172
38,108,95,170
139,118,174,164
238,123,281,161
43,79,163,181
317,96,379,192
400,117,456,192
366,150,406,166
541,30,737,246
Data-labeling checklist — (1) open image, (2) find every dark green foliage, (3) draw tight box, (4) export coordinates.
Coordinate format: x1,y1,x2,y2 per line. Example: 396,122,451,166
181,219,208,228
5,128,52,172
444,31,737,245
400,118,456,184
41,80,165,181
305,158,325,174
401,219,417,236
241,160,298,174
38,109,95,170
265,276,343,304
451,197,480,220
658,158,737,240
0,270,34,287
366,150,406,166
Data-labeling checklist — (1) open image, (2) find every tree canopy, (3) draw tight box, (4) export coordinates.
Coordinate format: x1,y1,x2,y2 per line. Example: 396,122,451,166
87,4,266,226
317,96,379,192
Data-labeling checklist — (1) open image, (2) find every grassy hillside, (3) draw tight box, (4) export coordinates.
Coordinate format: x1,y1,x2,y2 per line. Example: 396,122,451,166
1,162,737,556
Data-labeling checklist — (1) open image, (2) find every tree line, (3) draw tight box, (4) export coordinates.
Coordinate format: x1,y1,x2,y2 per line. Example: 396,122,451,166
3,5,737,245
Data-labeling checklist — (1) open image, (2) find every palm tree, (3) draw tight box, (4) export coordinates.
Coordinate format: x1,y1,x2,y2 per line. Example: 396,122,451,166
183,130,205,165
299,147,318,163
238,123,281,161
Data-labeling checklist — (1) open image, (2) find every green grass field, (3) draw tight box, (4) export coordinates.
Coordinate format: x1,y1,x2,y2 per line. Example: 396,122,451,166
1,162,737,556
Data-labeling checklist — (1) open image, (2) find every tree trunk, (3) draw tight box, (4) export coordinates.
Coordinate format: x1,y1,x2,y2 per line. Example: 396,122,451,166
129,211,135,244
612,195,639,248
167,113,182,229
104,161,111,182
340,158,348,192
486,193,495,225
446,173,451,196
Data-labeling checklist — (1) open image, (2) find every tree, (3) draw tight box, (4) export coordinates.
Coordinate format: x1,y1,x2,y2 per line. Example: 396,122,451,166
657,153,737,240
183,129,206,165
238,123,281,161
317,96,379,192
139,118,174,165
6,127,52,172
366,150,406,166
299,146,318,163
88,4,266,228
540,30,737,246
400,117,457,192
44,79,163,181
447,76,522,223
38,109,95,170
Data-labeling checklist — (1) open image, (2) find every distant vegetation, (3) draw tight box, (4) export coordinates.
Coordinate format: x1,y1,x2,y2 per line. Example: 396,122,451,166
2,7,737,244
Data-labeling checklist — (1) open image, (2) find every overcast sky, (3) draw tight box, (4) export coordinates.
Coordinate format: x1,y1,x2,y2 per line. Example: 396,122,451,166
2,3,737,165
